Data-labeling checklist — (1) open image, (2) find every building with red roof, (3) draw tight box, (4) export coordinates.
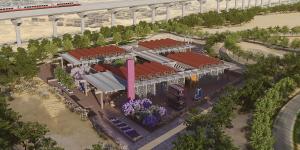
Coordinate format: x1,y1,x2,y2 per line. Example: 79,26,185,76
68,45,126,60
138,38,191,53
92,62,176,81
167,52,222,68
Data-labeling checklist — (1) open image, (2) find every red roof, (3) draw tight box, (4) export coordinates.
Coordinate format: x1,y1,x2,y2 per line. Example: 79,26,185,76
94,62,176,81
92,64,106,72
68,45,126,60
167,52,222,68
138,38,185,50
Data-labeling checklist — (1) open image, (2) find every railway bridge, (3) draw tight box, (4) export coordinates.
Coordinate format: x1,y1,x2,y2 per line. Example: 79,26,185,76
0,0,197,46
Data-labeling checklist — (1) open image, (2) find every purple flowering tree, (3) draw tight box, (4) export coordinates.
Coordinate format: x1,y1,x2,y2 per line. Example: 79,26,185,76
122,98,167,128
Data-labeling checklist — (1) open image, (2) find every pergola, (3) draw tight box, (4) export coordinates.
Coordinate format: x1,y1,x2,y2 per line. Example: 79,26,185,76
134,63,231,97
167,52,222,68
60,45,135,66
83,71,126,109
138,38,193,54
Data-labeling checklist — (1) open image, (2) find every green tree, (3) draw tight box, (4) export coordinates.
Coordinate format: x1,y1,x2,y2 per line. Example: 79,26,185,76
73,34,82,48
62,38,74,51
112,32,122,45
280,26,290,34
123,29,134,41
291,26,300,34
52,37,63,48
15,48,38,79
81,34,91,48
95,34,106,46
28,44,40,60
63,33,72,41
291,38,300,49
135,25,146,38
201,11,225,27
44,41,59,57
100,27,112,38
0,94,20,148
279,37,289,47
84,30,92,39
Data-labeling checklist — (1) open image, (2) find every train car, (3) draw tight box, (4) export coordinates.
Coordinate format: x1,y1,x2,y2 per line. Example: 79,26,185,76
0,1,80,13
0,6,18,13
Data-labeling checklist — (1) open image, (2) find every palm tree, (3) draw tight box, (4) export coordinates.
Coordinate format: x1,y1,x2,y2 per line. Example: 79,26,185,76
255,0,258,6
242,0,246,9
260,0,263,7
226,0,231,11
278,0,281,4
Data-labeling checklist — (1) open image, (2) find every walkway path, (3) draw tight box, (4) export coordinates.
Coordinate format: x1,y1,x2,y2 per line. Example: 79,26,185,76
273,94,300,150
138,123,187,150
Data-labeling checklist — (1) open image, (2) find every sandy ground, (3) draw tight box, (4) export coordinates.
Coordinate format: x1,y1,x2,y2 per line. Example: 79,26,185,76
204,12,300,33
9,79,111,150
0,0,285,44
225,110,251,150
238,41,287,57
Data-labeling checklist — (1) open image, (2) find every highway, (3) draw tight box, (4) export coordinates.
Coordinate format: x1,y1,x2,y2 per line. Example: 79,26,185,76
0,0,190,20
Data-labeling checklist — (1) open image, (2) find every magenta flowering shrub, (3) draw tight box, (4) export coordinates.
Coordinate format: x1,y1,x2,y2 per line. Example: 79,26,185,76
122,99,167,128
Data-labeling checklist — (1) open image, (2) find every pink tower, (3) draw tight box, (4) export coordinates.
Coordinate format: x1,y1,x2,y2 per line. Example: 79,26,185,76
127,58,135,100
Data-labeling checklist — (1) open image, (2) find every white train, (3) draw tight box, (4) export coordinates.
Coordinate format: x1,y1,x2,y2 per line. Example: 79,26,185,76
0,1,80,13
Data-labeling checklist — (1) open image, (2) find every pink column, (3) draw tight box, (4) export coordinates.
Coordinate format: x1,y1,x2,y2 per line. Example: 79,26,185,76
127,58,135,100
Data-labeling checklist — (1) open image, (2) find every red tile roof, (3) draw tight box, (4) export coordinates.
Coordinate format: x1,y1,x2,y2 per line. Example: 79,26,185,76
94,62,176,80
167,52,222,68
138,38,185,50
68,45,126,60
92,64,106,72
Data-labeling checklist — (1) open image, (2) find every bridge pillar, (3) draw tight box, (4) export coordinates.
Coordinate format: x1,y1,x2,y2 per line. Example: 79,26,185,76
165,3,174,21
197,0,205,13
11,18,22,47
242,0,246,9
248,0,251,8
149,5,159,24
130,7,139,25
108,9,117,27
255,0,258,6
49,15,59,38
77,12,87,34
180,2,188,17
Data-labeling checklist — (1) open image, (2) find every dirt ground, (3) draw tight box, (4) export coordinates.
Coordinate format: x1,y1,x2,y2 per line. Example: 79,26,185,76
9,79,112,150
204,12,300,33
238,41,287,57
224,110,250,150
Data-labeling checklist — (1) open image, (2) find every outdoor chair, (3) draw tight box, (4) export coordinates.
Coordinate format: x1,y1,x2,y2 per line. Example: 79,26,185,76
108,117,142,142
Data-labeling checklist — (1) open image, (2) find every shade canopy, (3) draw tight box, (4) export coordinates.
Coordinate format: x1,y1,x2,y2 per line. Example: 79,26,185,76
83,71,126,93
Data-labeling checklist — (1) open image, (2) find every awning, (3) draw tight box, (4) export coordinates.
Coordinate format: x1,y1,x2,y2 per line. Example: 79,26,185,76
83,72,126,93
60,53,81,66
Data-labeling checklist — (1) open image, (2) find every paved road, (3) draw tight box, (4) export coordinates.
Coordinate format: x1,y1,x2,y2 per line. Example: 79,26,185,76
273,94,300,150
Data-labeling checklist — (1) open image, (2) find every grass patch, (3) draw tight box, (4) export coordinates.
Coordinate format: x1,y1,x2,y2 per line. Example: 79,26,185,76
294,113,300,146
